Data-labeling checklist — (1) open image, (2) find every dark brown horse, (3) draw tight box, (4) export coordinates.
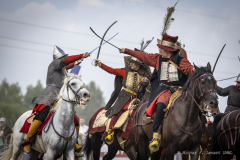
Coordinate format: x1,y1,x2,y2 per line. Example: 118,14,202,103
136,63,218,160
215,110,240,160
83,63,218,160
83,83,152,160
162,114,216,160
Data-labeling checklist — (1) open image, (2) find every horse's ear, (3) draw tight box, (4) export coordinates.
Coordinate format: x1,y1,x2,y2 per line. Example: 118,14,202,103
63,69,68,78
193,63,200,72
206,62,211,72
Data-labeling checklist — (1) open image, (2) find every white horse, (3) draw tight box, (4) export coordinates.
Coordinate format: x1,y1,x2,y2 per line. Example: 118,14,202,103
2,72,90,160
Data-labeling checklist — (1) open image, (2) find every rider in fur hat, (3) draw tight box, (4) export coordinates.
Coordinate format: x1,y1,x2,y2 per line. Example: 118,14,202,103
94,51,151,145
215,74,240,112
119,33,195,152
22,46,90,157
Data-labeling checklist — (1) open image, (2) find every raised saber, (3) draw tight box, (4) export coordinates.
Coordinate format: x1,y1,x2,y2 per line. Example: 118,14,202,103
90,27,121,50
89,32,119,54
95,21,118,60
212,44,226,73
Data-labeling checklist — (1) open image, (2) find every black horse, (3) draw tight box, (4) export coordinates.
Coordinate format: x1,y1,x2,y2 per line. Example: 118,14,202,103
84,63,218,160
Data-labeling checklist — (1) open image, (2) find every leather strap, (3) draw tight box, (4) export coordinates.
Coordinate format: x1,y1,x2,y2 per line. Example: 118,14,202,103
167,60,182,72
123,88,137,96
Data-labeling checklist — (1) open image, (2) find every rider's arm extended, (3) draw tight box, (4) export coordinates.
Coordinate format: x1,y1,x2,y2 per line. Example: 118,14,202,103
63,62,75,70
124,49,159,69
215,85,230,96
179,58,194,76
100,63,126,79
63,54,83,65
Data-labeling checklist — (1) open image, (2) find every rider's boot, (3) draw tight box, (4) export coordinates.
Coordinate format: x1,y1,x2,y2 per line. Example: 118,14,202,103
149,102,166,152
75,126,82,151
23,120,42,153
74,126,84,157
149,132,161,152
105,129,114,145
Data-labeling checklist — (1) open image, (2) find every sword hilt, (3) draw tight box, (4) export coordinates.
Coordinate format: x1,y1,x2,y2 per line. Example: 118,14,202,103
92,59,101,67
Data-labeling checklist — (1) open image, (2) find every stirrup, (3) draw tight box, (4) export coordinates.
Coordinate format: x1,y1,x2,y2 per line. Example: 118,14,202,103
149,133,161,152
105,130,114,145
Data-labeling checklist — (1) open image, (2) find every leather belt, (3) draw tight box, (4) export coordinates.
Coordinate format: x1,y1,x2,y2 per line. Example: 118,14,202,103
123,88,137,96
47,84,61,89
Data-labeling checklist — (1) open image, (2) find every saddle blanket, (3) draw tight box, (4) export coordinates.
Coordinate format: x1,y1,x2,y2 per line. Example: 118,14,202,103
89,106,138,140
20,112,53,135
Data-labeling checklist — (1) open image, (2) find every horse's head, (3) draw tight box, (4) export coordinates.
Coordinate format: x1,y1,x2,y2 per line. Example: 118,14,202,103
185,62,219,116
60,73,90,107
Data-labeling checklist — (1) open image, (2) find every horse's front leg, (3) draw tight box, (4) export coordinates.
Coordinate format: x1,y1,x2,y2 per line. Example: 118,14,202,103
165,146,175,160
46,149,57,160
64,148,75,160
190,145,200,160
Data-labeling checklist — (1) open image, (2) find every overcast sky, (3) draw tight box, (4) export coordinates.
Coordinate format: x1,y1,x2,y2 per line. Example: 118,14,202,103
0,0,240,113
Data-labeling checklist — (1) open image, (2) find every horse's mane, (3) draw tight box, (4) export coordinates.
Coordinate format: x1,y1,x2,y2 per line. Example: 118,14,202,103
52,74,82,112
182,66,212,92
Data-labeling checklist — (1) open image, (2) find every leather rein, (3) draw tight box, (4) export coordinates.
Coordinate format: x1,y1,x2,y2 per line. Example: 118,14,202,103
171,73,216,145
50,79,85,146
62,80,85,105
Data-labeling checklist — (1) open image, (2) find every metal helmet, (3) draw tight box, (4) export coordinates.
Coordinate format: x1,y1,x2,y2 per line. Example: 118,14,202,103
53,45,67,60
235,74,240,83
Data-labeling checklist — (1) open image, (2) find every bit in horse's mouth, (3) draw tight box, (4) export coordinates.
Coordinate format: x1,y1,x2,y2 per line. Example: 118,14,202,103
79,98,90,107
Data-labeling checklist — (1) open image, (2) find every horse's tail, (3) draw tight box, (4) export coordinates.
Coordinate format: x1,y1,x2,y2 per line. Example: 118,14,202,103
83,117,93,160
83,133,92,160
0,144,13,160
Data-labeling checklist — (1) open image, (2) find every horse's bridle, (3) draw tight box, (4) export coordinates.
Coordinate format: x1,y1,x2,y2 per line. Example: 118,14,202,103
187,73,216,112
62,79,85,105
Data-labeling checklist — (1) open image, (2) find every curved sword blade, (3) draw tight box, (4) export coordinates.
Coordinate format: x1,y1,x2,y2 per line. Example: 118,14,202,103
89,32,119,54
212,44,226,74
90,27,121,50
96,21,117,60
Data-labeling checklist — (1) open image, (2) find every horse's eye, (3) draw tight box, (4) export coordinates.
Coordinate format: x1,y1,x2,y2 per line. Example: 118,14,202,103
200,78,205,84
71,82,76,86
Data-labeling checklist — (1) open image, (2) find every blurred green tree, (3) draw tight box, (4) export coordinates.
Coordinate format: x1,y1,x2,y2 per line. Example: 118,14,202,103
75,81,105,125
0,79,45,127
24,80,44,109
0,79,24,127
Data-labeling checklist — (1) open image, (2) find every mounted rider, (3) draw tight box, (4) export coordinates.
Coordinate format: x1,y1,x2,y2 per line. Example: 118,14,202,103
120,33,195,152
94,47,151,145
22,46,90,157
215,74,240,113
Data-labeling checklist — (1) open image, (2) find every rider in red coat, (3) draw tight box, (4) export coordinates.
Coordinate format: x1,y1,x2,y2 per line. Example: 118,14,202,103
120,34,195,152
22,46,90,157
94,56,150,144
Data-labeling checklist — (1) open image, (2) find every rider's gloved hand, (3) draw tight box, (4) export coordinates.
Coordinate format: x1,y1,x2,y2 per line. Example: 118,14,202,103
94,60,101,67
119,48,125,53
83,52,90,58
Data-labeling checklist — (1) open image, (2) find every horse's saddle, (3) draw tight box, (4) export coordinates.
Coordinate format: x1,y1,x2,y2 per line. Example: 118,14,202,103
27,115,35,124
92,99,140,132
152,87,182,119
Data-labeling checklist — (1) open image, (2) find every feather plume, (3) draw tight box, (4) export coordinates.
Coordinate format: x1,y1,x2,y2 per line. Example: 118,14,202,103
142,37,154,51
160,0,179,36
140,39,144,51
